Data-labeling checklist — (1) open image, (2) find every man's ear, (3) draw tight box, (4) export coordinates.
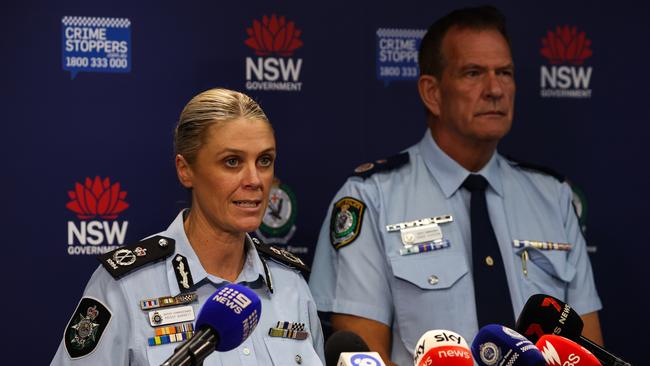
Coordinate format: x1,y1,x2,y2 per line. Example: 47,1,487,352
175,154,193,188
418,74,442,117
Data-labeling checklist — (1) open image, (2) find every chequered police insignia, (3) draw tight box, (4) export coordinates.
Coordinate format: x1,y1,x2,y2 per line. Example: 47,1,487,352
64,297,112,359
330,197,366,250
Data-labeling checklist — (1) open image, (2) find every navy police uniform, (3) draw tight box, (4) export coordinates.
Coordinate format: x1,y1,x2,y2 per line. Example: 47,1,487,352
52,210,325,365
308,131,601,366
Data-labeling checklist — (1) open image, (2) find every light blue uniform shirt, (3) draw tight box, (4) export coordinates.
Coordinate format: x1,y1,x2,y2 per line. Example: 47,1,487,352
52,211,324,366
309,130,601,366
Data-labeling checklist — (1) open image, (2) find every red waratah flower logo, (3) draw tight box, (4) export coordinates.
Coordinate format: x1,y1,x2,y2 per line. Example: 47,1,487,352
541,25,593,65
66,176,129,220
245,14,303,56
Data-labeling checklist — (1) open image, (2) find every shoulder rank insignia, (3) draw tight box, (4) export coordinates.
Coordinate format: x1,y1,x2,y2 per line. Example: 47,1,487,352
64,297,112,359
97,235,175,279
352,152,409,179
251,236,310,273
330,197,365,250
505,155,565,182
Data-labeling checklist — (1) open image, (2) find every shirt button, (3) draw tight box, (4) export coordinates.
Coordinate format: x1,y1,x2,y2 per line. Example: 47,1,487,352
243,347,251,356
428,275,439,285
295,354,302,364
485,256,494,266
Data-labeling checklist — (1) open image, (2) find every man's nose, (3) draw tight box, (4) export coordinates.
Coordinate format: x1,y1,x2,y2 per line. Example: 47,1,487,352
484,72,504,100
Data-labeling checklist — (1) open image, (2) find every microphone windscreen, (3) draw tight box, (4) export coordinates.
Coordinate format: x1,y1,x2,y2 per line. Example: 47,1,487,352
536,335,602,366
515,294,583,342
195,283,261,352
413,329,472,366
325,330,370,366
471,324,546,366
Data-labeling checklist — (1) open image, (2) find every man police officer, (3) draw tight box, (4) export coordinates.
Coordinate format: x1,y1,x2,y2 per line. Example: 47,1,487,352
308,6,603,366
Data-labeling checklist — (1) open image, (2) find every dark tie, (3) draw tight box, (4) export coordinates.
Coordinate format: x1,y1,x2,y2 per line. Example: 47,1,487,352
462,174,514,328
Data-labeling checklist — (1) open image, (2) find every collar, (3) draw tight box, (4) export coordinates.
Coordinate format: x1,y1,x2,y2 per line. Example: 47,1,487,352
418,130,504,197
163,210,270,296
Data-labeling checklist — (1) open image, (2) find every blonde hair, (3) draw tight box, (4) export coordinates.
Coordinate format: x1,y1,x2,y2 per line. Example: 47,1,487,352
174,88,271,163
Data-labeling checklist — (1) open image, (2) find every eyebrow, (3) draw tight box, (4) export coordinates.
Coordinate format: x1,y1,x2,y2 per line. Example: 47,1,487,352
460,63,514,71
219,147,276,155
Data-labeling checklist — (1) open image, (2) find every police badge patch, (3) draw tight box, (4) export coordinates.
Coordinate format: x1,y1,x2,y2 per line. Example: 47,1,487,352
330,197,366,250
64,297,112,359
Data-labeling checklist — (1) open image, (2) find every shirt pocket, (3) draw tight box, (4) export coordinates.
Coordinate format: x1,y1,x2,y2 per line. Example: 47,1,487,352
515,246,576,301
388,252,470,352
263,336,321,366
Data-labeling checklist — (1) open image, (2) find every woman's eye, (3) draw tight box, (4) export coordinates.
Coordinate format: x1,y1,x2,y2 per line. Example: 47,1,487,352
258,156,273,167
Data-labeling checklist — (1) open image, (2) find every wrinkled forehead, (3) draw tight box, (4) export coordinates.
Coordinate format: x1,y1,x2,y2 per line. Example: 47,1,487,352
441,27,513,67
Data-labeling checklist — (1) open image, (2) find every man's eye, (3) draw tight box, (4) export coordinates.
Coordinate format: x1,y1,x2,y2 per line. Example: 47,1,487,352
465,70,480,77
225,158,239,167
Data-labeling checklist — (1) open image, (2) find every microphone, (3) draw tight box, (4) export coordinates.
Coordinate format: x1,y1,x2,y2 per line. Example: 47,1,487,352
412,329,473,366
161,283,261,366
536,334,602,366
470,324,546,366
515,294,632,366
325,330,370,366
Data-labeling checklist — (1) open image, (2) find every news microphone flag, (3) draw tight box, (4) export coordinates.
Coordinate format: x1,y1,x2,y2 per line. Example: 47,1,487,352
471,324,545,366
161,283,261,366
413,329,473,366
536,334,602,366
338,352,386,366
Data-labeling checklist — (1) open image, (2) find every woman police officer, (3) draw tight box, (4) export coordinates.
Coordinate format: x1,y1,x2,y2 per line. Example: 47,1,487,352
51,88,325,365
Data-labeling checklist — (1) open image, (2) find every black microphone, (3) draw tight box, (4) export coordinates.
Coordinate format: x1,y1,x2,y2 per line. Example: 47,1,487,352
324,330,370,366
161,283,262,366
516,294,631,366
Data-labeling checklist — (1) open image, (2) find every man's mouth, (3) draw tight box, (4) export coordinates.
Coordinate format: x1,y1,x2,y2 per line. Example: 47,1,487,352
475,110,506,116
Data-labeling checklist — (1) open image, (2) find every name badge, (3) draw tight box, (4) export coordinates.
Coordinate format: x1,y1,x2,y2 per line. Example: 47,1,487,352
387,215,453,255
148,305,195,327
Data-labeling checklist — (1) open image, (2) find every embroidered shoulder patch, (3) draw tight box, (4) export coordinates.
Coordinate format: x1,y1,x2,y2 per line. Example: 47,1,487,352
64,297,112,359
330,197,366,250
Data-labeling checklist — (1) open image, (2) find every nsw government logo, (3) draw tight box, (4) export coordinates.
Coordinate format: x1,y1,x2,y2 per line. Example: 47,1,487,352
66,176,129,255
376,28,425,85
61,16,131,79
540,25,593,98
244,14,304,92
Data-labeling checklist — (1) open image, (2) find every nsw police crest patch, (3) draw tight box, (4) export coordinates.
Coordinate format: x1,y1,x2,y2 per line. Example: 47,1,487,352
64,297,112,359
330,197,365,250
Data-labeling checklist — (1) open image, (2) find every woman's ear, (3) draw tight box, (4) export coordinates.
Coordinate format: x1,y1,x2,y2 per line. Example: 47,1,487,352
175,154,193,188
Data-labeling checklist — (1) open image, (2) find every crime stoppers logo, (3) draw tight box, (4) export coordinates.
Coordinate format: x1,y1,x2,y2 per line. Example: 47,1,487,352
376,28,425,85
66,176,129,255
540,25,593,98
61,16,131,79
244,14,304,92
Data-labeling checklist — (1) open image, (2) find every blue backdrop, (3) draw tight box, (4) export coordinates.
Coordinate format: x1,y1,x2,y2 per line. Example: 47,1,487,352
3,0,648,364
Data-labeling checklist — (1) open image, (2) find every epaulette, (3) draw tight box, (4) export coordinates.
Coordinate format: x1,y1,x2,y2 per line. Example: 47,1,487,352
97,235,175,279
505,155,565,182
352,152,409,179
251,236,310,274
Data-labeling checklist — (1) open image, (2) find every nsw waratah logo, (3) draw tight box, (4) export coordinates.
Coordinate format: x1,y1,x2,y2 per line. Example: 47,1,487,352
244,14,304,92
540,25,593,98
66,176,130,255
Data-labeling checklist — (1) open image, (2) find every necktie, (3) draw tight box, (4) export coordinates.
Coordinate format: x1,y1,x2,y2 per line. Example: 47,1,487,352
462,174,514,328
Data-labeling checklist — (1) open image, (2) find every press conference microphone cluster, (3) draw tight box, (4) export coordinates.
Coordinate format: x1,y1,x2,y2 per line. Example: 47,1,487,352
413,329,473,366
515,294,632,366
471,324,546,366
161,283,262,366
324,330,386,366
